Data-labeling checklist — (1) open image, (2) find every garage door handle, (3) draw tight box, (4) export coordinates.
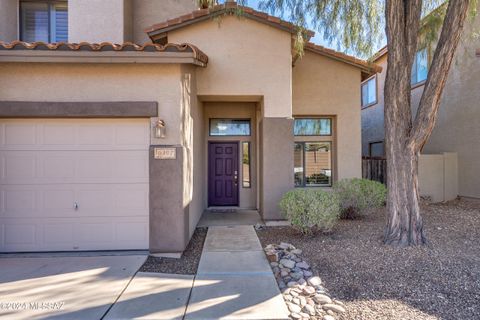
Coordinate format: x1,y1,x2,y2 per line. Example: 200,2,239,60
74,202,79,210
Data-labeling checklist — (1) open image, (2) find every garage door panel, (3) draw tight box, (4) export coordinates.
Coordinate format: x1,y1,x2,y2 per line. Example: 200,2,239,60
1,151,148,185
1,217,148,252
43,124,75,145
4,223,37,246
0,119,150,252
3,123,37,146
44,224,74,245
4,155,37,180
3,189,37,213
0,119,149,151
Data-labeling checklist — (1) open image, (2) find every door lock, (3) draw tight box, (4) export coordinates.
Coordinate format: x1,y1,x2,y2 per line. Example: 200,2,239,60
74,202,79,210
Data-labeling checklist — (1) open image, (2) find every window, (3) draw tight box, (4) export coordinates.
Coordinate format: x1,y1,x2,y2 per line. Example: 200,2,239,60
20,1,68,43
361,76,377,107
412,48,428,85
369,141,385,157
242,142,251,188
209,119,251,136
294,142,332,187
294,118,332,136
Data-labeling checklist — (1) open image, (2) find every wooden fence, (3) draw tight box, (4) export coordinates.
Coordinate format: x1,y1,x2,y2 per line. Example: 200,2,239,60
362,157,387,184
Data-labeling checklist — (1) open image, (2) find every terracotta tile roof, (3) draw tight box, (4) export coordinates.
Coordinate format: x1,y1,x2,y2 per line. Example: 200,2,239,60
145,3,315,40
0,40,209,64
305,42,382,74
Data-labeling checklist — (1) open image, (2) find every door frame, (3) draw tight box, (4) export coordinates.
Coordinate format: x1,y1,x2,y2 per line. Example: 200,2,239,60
207,141,240,207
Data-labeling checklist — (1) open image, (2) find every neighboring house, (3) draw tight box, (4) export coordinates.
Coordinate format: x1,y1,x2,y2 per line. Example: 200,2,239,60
0,0,378,254
361,7,480,200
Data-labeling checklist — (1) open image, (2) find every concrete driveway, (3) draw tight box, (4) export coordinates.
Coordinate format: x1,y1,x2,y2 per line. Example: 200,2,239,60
0,254,147,320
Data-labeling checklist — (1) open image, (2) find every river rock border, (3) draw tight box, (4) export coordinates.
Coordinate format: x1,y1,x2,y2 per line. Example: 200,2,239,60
264,242,346,320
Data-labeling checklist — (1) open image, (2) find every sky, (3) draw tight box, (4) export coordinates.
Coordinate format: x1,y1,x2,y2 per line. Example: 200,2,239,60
240,0,331,47
219,0,386,56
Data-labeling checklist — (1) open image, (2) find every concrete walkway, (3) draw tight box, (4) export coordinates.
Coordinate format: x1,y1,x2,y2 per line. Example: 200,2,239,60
185,225,290,320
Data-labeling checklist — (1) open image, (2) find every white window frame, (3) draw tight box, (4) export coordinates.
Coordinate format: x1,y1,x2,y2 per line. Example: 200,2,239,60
361,74,378,108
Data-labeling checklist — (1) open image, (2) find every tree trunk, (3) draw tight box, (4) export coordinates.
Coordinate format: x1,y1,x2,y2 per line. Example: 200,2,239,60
383,0,470,246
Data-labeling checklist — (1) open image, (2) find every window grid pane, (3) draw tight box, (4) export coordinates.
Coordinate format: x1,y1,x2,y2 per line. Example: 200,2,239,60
209,119,251,136
242,142,251,188
304,142,332,186
294,143,304,187
53,3,68,42
21,2,50,42
294,118,332,136
294,142,332,187
21,1,68,43
361,77,376,107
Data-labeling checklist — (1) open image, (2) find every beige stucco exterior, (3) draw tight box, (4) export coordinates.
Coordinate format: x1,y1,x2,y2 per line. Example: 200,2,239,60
168,15,293,118
362,9,480,199
294,51,363,181
0,2,369,252
132,0,196,44
69,0,132,43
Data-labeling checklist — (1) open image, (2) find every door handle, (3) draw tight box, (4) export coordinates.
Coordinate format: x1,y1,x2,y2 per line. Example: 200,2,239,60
234,170,238,185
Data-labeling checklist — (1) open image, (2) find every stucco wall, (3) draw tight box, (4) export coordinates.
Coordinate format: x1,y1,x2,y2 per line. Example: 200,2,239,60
419,153,458,202
132,0,196,44
293,51,363,180
0,0,18,42
69,0,130,43
363,11,480,198
0,63,184,146
168,15,293,118
168,15,294,219
422,16,480,198
361,54,387,156
179,64,205,238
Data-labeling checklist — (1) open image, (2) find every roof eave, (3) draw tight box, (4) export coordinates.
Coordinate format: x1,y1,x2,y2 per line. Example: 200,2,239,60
304,45,382,75
0,50,207,66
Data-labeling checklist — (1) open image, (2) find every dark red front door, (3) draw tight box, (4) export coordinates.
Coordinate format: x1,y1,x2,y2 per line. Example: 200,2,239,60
208,142,239,206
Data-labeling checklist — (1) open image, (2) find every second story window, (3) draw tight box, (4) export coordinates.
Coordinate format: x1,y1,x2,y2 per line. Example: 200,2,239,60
412,48,428,85
20,1,68,43
361,75,377,108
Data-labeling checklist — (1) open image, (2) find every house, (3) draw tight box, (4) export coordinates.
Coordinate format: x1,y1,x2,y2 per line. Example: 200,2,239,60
361,5,480,200
0,0,378,254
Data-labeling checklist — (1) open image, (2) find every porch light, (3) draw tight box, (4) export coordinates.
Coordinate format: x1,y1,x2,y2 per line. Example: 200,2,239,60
154,119,166,139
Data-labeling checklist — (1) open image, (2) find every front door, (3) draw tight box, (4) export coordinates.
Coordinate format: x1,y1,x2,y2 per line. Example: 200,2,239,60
208,142,239,206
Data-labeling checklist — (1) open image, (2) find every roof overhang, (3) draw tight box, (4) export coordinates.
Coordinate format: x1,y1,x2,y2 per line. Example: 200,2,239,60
145,3,314,43
0,41,208,66
304,42,382,75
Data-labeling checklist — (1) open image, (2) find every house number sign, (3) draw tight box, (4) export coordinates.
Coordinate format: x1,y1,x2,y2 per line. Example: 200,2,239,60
154,147,176,160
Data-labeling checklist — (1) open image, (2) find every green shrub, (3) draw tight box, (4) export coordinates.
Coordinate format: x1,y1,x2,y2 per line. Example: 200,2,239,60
279,189,340,234
333,178,387,219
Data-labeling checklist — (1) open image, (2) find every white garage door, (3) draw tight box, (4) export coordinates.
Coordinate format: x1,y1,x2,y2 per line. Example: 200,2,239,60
0,119,150,252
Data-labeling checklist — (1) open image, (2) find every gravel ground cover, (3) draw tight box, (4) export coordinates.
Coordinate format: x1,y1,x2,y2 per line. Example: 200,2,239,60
140,227,207,274
257,199,480,320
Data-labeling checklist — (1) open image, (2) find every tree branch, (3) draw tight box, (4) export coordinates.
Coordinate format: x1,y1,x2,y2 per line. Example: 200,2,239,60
409,0,471,150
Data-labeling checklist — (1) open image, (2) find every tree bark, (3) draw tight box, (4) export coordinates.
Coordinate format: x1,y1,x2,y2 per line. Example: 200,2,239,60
383,0,470,246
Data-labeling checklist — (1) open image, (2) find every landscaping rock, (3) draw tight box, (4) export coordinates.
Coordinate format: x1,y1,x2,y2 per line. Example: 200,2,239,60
263,242,345,320
296,261,310,269
307,276,322,287
287,302,302,313
314,294,332,305
304,304,316,316
280,258,296,269
302,286,316,295
323,304,346,314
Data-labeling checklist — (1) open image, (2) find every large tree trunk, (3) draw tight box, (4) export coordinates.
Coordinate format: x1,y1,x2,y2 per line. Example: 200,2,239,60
383,0,470,246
